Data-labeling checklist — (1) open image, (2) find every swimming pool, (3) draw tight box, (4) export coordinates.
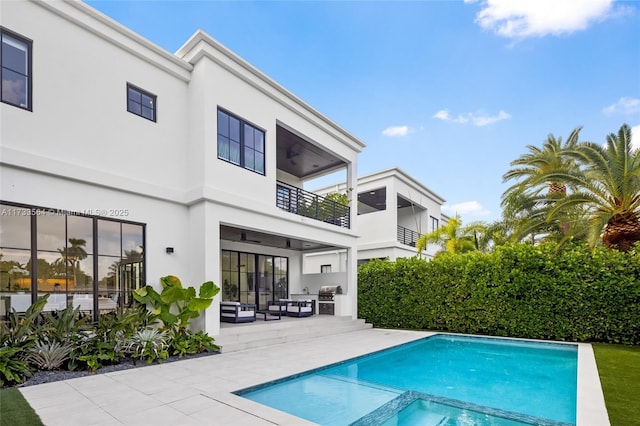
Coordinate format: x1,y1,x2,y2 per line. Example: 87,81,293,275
237,334,578,425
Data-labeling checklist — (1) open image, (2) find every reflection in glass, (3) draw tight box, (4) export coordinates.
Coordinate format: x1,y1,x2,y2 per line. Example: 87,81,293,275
98,256,119,311
98,220,120,256
274,257,288,301
68,215,93,254
0,205,31,248
0,248,31,292
0,203,144,320
258,255,273,310
37,213,65,251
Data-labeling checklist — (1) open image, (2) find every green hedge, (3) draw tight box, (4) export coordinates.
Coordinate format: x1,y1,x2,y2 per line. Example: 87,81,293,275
358,243,640,344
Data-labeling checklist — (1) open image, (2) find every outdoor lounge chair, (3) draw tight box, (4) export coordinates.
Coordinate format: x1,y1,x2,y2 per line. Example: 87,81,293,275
267,299,292,316
220,301,256,323
286,300,314,317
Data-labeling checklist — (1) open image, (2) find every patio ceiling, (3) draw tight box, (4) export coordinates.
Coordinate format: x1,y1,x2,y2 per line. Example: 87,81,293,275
358,187,424,214
220,225,334,251
276,124,345,179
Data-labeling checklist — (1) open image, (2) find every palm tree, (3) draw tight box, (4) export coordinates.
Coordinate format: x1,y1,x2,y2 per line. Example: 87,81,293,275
502,127,583,242
544,124,640,251
503,126,582,197
416,215,477,256
58,238,88,289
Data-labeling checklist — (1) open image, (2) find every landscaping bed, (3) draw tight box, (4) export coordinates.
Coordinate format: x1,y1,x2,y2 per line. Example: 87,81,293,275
18,350,219,388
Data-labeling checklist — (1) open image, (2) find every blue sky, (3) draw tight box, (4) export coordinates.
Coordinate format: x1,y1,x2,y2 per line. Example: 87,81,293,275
87,0,640,224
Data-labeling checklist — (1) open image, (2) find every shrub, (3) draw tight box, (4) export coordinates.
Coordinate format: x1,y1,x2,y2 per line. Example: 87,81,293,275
358,242,640,344
133,275,219,333
69,307,149,372
120,329,169,364
26,339,74,371
170,329,219,358
0,347,32,387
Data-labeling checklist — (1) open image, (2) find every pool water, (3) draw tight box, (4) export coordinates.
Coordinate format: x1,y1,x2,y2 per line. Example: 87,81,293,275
237,334,578,425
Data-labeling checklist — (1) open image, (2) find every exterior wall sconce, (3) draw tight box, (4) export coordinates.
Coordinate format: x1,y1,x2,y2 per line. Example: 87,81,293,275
166,247,174,254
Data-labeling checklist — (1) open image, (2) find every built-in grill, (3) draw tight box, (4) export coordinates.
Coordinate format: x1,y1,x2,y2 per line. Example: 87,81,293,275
318,285,342,315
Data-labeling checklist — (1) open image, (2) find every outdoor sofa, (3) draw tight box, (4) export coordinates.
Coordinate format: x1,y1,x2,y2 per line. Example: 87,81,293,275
286,299,314,317
220,301,257,323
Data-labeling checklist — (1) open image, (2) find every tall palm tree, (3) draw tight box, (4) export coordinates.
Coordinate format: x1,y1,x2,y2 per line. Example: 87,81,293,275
503,126,582,197
544,124,640,251
502,127,583,241
416,215,477,256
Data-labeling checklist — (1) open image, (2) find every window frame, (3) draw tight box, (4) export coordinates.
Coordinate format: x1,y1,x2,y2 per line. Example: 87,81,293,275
0,27,33,111
431,216,439,232
217,107,266,175
126,83,157,122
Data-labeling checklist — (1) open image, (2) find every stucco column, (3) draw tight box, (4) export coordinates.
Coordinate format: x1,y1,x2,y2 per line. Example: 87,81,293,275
188,200,221,336
347,245,358,319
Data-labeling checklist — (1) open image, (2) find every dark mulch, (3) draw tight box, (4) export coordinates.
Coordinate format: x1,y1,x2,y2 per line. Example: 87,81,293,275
17,351,220,388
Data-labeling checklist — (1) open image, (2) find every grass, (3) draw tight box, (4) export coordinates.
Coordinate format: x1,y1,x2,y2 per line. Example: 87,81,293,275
0,388,44,426
592,343,640,426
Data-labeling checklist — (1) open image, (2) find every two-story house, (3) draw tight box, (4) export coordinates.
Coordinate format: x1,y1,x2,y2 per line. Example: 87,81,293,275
0,0,364,334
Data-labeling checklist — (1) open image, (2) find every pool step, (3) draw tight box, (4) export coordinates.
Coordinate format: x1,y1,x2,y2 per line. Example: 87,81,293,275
215,315,372,353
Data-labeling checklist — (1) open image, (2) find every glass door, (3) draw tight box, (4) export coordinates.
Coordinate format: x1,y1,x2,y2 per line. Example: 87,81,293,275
257,255,273,311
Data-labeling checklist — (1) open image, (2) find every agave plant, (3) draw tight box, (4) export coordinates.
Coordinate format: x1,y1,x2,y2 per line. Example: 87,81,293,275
25,339,74,370
120,329,169,364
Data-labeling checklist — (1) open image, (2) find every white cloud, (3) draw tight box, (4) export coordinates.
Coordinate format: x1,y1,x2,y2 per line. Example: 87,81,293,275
433,109,511,127
603,97,640,116
470,0,615,38
381,125,411,137
443,201,491,217
472,110,512,126
433,110,451,121
632,125,640,151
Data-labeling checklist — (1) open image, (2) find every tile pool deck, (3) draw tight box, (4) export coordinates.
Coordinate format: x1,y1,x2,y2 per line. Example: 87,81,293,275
19,328,609,425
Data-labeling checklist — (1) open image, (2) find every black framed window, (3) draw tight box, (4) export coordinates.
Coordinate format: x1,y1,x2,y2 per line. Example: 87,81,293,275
217,108,265,175
1,27,32,110
127,83,156,122
0,202,145,322
431,216,439,231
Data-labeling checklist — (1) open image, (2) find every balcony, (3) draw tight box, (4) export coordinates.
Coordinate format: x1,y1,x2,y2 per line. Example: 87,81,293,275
276,181,350,229
397,225,421,247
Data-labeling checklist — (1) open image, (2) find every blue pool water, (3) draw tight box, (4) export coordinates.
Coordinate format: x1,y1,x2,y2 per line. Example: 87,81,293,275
238,334,578,425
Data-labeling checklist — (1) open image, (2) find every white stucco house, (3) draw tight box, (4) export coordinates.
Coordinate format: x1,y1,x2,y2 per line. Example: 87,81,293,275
0,0,364,335
305,168,448,273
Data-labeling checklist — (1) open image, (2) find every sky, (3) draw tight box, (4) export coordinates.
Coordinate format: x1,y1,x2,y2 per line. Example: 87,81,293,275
87,0,640,224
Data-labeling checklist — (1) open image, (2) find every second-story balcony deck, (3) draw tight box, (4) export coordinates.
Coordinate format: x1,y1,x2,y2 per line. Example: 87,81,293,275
276,181,350,229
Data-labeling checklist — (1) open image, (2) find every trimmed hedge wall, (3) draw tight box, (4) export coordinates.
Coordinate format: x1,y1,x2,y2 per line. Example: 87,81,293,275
358,243,640,344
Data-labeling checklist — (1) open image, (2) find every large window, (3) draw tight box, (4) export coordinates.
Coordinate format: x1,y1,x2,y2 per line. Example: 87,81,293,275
1,28,32,110
127,83,156,122
217,109,265,175
0,202,145,321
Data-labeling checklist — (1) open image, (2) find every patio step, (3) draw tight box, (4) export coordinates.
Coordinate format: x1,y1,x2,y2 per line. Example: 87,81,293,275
214,315,372,353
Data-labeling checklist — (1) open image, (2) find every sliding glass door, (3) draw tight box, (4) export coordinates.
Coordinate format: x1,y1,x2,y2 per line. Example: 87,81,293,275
221,250,288,310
